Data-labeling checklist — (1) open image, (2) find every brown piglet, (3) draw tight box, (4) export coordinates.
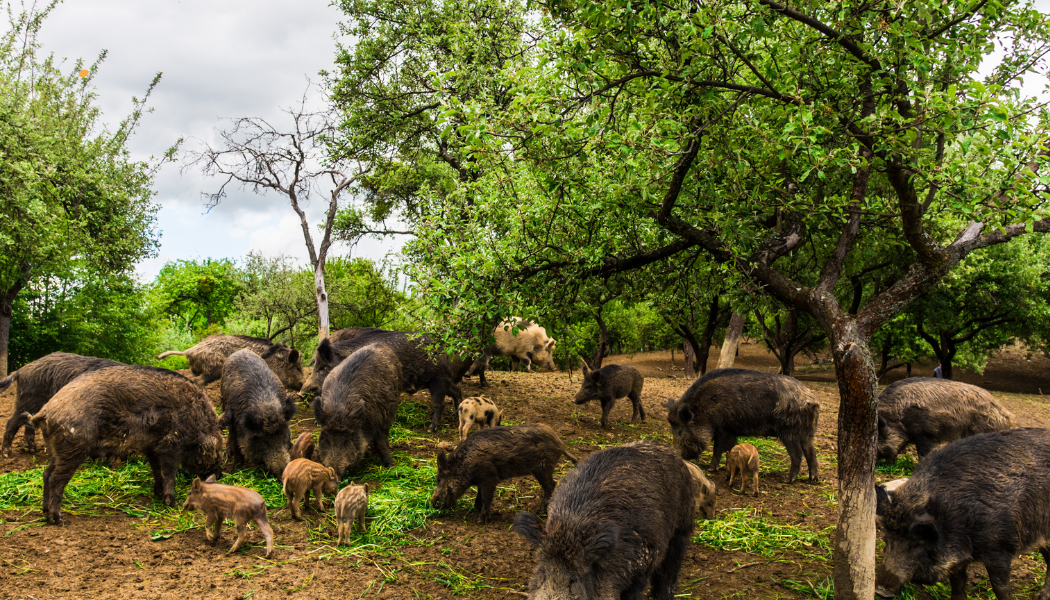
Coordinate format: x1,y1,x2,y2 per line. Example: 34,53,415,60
335,483,369,545
683,460,717,519
182,475,273,557
282,458,338,519
291,432,315,461
727,443,760,496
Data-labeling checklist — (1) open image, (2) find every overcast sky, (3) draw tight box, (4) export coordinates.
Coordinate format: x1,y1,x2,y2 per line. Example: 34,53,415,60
37,0,402,282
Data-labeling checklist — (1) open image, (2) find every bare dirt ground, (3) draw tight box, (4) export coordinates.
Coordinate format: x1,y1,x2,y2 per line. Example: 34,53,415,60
1,342,1049,599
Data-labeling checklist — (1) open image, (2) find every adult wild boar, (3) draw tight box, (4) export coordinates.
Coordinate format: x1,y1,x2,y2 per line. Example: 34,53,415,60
1,352,122,457
876,428,1050,600
573,362,645,427
30,366,224,524
313,344,402,479
877,377,1014,463
156,334,304,392
466,318,557,387
303,329,468,432
219,349,297,477
665,368,820,483
513,442,695,600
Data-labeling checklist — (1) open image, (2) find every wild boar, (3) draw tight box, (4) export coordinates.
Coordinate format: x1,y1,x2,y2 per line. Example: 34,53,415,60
513,441,695,600
1,352,122,457
219,349,296,477
875,428,1050,600
665,368,820,483
877,377,1014,463
30,365,224,524
303,329,467,432
335,483,369,544
291,432,315,461
313,344,402,478
573,362,645,427
683,460,717,520
466,318,557,387
726,443,760,496
183,475,273,557
156,334,304,392
457,396,503,441
281,458,339,519
430,424,578,523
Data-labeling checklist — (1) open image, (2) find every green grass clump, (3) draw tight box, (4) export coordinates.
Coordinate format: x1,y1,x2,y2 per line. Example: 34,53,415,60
694,508,831,561
876,455,916,477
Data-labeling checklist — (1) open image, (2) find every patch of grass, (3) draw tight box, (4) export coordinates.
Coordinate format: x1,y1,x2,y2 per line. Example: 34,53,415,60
694,508,831,561
876,455,915,477
780,575,833,599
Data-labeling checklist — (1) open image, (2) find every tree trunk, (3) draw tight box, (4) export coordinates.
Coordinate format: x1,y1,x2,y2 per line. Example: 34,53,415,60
698,294,720,375
314,261,330,341
0,298,11,377
831,329,880,600
717,311,744,369
591,311,608,369
683,341,695,378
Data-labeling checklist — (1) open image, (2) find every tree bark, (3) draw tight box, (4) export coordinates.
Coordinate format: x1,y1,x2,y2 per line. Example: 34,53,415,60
314,261,330,341
698,294,720,375
591,310,609,369
0,298,11,377
683,341,695,378
717,311,745,369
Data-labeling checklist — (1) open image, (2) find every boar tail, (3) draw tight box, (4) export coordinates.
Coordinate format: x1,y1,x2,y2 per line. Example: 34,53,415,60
0,370,18,394
563,448,580,465
155,350,186,360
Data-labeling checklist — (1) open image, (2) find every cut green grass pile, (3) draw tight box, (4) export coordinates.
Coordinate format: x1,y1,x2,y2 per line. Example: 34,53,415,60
876,454,916,477
694,508,831,561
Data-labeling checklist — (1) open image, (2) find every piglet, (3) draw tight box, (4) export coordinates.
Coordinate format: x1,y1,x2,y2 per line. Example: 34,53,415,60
182,475,273,557
684,460,717,519
282,458,338,519
727,443,760,496
457,396,503,441
291,432,315,461
335,483,370,545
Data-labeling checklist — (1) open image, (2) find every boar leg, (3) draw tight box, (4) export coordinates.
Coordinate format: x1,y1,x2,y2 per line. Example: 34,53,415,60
534,469,556,513
2,413,25,457
227,518,249,555
255,516,273,558
427,382,456,433
914,437,937,461
947,567,969,600
985,559,1015,600
751,471,760,497
458,417,472,442
44,458,81,525
204,511,221,544
727,463,737,491
313,485,326,512
337,520,347,546
783,441,804,484
711,434,736,472
629,391,646,424
373,433,395,468
474,481,497,523
650,529,691,600
599,397,616,428
358,508,367,533
1037,548,1050,600
803,439,820,482
148,453,179,507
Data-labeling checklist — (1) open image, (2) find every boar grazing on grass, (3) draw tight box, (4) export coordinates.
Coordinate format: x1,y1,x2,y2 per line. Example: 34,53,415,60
513,442,695,600
304,329,467,432
573,361,645,427
30,366,224,524
281,458,339,519
219,349,297,477
156,334,304,392
665,368,820,483
183,475,273,557
457,396,503,441
1,352,122,458
875,428,1050,600
727,443,760,496
877,377,1014,463
466,318,557,387
335,483,370,544
683,461,717,520
430,424,578,523
313,344,403,478
291,432,315,461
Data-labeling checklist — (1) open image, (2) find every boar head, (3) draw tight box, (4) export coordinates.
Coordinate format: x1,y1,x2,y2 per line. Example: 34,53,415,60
573,367,604,405
513,512,620,600
429,451,470,510
665,398,710,460
877,415,908,463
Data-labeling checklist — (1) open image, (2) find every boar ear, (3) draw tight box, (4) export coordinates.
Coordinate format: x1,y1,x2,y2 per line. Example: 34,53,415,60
877,415,888,432
436,451,448,470
546,339,556,350
512,512,545,548
584,522,620,564
317,338,334,365
204,474,217,484
665,397,676,411
590,370,601,382
676,404,694,425
909,513,940,544
191,477,202,490
288,349,301,364
327,467,336,479
875,484,891,517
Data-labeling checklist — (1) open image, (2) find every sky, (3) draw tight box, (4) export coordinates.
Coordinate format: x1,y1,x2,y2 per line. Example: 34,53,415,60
36,0,403,282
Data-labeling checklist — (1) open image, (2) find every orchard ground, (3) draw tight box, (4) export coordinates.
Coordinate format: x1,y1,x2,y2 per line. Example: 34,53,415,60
1,342,1049,599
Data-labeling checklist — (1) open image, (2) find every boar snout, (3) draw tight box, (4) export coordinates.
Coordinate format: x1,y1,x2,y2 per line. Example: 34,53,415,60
874,569,904,599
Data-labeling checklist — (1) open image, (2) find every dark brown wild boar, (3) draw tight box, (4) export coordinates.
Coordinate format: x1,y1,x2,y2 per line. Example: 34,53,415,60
1,352,122,457
281,458,338,519
513,442,695,600
313,344,403,478
183,475,273,557
335,483,369,544
291,432,315,461
30,366,224,524
877,377,1014,463
156,334,304,392
573,361,645,427
665,368,820,483
430,424,578,523
219,349,296,477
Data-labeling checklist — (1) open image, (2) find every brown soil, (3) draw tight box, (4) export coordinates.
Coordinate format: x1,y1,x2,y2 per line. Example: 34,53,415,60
1,342,1049,599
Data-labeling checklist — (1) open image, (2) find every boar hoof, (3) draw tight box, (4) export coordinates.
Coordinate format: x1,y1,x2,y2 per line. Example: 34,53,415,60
162,494,176,507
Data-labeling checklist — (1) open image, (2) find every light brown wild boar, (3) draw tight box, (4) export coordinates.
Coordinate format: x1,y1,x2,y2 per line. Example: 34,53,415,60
182,475,273,557
335,483,369,545
683,460,717,520
291,432,315,461
727,443,760,496
282,458,338,519
156,334,304,392
457,396,503,441
466,317,557,387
